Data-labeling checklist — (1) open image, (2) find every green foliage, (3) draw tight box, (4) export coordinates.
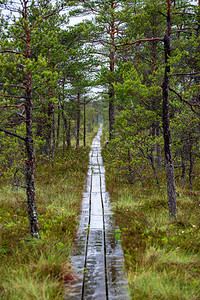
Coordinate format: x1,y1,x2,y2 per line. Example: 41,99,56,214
0,145,90,298
102,146,200,299
103,99,163,185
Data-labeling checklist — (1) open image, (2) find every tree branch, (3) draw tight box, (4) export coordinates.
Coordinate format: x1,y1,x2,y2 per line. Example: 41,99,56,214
0,103,25,108
0,83,26,89
158,11,167,18
0,94,23,98
31,8,62,31
0,127,26,141
115,38,164,49
0,50,26,57
170,72,200,76
172,12,199,16
169,88,199,115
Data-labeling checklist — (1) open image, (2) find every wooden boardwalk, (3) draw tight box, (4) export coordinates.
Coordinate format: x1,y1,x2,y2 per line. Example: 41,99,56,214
66,125,130,300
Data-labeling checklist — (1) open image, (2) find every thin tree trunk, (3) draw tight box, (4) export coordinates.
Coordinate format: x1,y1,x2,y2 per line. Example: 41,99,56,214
24,9,40,238
189,138,194,190
45,103,53,158
162,0,177,218
62,107,67,155
51,104,55,167
156,125,162,172
152,122,156,163
149,154,161,190
83,97,86,147
56,104,60,148
109,3,115,140
181,150,186,185
67,118,71,147
76,93,80,149
25,96,40,238
109,50,115,141
152,41,157,72
198,0,200,35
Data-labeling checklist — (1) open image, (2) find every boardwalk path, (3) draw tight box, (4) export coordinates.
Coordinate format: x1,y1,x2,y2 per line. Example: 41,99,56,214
66,125,130,299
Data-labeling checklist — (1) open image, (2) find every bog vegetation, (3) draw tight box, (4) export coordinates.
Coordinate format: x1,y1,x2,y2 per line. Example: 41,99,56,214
0,0,200,299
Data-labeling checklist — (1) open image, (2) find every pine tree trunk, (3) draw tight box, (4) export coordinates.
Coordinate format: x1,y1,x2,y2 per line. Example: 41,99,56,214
51,104,55,167
67,118,71,148
109,49,115,141
149,153,161,190
45,103,53,158
83,97,86,147
56,104,60,148
181,150,186,185
25,95,40,238
76,93,80,149
189,137,194,190
162,0,177,219
24,13,40,238
156,125,162,172
109,4,115,141
62,107,67,155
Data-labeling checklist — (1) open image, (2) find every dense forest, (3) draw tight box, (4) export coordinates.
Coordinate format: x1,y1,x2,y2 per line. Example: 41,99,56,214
0,0,200,298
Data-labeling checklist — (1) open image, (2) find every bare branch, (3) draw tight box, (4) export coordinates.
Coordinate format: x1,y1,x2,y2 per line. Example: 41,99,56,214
158,11,167,18
169,88,200,115
0,94,23,98
0,103,25,108
0,127,26,141
31,8,62,31
0,83,26,89
0,50,26,57
171,30,193,34
170,72,200,76
115,38,164,49
172,12,199,16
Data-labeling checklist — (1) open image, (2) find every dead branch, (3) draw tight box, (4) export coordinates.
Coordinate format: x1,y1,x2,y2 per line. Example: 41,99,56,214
169,87,200,115
170,72,200,76
0,83,26,89
0,127,26,141
0,103,25,108
0,94,23,98
0,50,26,57
115,38,164,49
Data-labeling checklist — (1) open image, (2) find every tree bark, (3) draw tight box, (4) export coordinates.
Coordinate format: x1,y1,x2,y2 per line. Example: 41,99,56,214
156,125,162,172
25,85,40,238
149,153,161,190
109,49,115,140
181,149,186,185
83,97,86,147
45,103,53,158
76,93,80,149
189,137,194,189
109,2,115,140
67,118,71,148
51,104,55,167
62,107,67,155
24,5,40,238
56,104,60,148
162,0,177,218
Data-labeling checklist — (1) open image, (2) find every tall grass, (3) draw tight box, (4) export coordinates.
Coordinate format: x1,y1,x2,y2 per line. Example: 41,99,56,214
102,142,200,299
0,127,98,299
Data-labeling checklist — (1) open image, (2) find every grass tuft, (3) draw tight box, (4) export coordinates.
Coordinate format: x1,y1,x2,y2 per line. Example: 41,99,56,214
102,139,200,299
0,143,93,299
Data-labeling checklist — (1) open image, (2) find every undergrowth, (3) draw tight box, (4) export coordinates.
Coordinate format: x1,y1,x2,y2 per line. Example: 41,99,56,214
102,138,200,300
0,143,92,299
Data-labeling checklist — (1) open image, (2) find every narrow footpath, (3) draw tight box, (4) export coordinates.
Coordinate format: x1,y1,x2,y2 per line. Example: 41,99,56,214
66,125,130,300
